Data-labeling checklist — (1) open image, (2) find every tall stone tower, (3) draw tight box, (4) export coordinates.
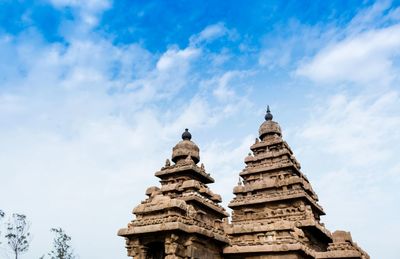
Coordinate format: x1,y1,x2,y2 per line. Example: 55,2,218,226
223,107,369,259
118,129,229,259
118,107,369,259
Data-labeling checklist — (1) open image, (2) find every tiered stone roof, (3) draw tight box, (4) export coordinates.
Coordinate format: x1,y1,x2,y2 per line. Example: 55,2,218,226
118,129,229,259
223,107,369,259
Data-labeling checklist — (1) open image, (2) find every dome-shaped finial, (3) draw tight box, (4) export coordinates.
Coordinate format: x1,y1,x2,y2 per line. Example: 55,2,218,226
265,105,273,121
182,128,192,140
172,128,199,164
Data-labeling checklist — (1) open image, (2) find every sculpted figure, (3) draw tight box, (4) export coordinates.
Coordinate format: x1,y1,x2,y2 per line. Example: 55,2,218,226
165,159,171,167
187,205,196,218
185,154,193,164
165,234,179,255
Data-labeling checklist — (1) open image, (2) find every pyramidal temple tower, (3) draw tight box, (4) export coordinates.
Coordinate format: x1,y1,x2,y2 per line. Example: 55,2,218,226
119,107,369,259
118,129,229,259
223,107,369,259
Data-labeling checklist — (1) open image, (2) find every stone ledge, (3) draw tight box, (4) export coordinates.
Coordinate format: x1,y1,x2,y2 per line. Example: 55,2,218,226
223,243,315,257
156,164,214,184
118,221,230,244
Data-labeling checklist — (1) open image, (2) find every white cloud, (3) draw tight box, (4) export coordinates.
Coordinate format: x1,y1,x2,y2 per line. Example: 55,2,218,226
189,22,237,46
297,21,400,85
294,90,400,259
300,91,400,166
258,20,332,70
156,46,200,72
346,0,392,31
199,70,254,106
212,71,242,101
0,21,255,258
259,47,291,68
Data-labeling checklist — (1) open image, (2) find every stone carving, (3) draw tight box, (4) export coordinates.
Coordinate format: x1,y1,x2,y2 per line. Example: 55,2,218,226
165,234,179,255
118,108,369,259
165,159,170,167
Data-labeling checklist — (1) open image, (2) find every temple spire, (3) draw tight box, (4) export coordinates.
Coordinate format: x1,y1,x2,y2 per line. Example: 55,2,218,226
265,105,273,121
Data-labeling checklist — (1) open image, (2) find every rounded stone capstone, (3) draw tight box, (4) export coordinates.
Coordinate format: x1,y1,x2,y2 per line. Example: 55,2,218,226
258,120,282,139
172,129,200,164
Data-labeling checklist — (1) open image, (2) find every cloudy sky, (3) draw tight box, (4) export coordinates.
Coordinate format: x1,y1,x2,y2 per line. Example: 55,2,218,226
0,0,399,258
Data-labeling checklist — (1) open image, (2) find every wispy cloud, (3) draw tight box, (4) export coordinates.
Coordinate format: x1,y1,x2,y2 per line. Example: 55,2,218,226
295,1,400,87
48,0,111,27
297,24,400,85
189,23,236,46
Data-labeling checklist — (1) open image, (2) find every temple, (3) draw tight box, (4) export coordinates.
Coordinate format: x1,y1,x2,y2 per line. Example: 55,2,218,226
118,128,229,258
118,107,369,259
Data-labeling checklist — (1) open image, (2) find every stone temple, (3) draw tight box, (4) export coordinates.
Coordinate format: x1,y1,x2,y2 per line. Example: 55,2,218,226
118,107,369,259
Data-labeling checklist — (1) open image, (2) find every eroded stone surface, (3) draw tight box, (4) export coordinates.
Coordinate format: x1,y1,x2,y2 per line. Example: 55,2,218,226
118,129,229,259
118,108,369,259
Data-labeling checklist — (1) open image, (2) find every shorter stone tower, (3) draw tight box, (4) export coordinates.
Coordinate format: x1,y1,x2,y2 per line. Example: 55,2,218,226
118,129,229,259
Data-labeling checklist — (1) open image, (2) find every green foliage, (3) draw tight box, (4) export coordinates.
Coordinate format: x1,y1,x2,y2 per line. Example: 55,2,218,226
5,213,31,259
48,228,75,259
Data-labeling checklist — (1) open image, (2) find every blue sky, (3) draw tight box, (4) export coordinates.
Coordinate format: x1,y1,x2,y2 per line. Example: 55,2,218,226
0,0,400,258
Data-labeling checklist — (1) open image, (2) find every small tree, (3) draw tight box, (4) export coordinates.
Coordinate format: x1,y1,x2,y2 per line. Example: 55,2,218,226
48,228,75,259
5,213,31,259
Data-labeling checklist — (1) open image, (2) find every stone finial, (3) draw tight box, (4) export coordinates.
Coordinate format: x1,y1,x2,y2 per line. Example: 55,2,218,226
259,105,282,139
182,128,192,140
265,105,273,121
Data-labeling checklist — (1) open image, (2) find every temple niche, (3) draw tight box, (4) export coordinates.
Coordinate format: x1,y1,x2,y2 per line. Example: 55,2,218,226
118,107,369,259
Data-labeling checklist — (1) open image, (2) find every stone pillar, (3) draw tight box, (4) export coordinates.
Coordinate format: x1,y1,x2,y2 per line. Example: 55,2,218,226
126,238,148,259
165,234,182,259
